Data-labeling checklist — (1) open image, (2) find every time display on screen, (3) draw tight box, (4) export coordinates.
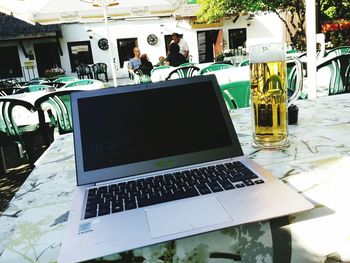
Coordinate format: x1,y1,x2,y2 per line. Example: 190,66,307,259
89,140,118,154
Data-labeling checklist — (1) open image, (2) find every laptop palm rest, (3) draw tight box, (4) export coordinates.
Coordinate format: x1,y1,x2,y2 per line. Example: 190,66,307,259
145,196,232,238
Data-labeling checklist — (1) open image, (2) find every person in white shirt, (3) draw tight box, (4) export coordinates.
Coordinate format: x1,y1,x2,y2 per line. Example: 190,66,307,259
171,33,189,60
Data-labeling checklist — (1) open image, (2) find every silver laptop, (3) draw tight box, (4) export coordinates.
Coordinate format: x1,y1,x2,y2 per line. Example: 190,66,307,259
59,75,313,262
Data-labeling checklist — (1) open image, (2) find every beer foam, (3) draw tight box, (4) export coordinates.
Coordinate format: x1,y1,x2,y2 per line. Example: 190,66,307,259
249,43,286,63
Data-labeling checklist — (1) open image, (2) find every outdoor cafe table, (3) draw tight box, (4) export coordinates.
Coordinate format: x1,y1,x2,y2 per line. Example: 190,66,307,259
1,93,350,262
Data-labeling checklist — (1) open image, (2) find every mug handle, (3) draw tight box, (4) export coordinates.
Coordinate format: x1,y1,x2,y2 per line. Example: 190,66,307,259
287,57,304,106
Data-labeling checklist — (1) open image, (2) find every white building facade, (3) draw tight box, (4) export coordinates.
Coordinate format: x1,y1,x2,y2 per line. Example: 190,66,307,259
0,11,287,82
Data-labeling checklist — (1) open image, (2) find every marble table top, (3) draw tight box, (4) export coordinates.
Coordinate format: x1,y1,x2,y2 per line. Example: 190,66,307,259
1,93,350,262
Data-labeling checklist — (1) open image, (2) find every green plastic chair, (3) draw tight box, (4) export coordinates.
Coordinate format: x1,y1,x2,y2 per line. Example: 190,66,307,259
179,62,194,67
28,78,48,85
15,85,53,94
165,66,200,80
76,64,93,79
239,59,249,67
0,98,45,167
151,65,172,75
134,67,152,83
63,79,103,88
198,63,233,75
316,53,350,95
324,46,350,59
34,90,82,135
220,81,251,110
53,76,79,83
92,63,108,82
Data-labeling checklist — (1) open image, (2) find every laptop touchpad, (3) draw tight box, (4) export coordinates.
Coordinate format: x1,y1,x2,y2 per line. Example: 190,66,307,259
145,196,232,238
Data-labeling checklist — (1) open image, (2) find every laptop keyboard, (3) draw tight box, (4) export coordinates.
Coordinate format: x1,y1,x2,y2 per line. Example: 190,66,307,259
84,161,264,219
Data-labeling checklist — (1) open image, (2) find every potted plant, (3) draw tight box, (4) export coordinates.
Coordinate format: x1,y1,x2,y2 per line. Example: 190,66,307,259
44,66,66,78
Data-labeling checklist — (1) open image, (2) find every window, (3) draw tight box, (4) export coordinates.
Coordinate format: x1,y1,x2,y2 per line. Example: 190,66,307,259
117,38,138,68
0,46,22,79
228,28,247,49
67,41,93,72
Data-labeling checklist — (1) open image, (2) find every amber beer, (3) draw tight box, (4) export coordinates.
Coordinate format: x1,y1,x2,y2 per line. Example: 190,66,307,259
249,45,289,149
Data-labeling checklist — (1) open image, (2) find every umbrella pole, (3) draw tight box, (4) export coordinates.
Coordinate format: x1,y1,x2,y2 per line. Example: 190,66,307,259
306,0,317,98
103,6,117,87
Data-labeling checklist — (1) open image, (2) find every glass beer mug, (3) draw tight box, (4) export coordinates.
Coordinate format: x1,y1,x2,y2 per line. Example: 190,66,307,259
249,43,303,149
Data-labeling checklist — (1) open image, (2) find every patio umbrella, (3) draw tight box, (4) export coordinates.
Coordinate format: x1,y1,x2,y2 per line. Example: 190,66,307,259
0,0,182,86
0,0,180,24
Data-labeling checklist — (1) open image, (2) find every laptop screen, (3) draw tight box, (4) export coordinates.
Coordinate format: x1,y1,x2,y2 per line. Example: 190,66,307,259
72,75,243,185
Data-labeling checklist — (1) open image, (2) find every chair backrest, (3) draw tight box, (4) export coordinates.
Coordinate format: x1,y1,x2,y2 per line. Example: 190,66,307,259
0,98,36,138
151,65,171,75
239,59,249,67
134,67,152,83
63,79,102,88
28,77,48,86
316,53,350,95
287,62,298,97
15,85,53,94
165,66,200,80
34,90,81,134
199,63,233,75
76,65,93,75
179,62,194,67
220,81,251,110
53,76,79,83
92,63,107,73
325,46,350,59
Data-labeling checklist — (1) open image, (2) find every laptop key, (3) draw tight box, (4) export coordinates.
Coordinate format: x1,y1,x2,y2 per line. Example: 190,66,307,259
243,179,255,186
207,182,224,192
98,203,111,216
84,210,97,219
112,204,124,213
254,179,265,184
196,184,211,195
125,200,137,210
218,179,235,190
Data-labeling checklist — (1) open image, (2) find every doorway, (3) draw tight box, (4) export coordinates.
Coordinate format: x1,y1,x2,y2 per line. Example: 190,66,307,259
67,41,94,73
34,42,61,77
0,46,22,79
197,30,220,63
117,38,138,68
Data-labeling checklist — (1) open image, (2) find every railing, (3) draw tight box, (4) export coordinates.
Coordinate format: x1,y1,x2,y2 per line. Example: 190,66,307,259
0,66,40,83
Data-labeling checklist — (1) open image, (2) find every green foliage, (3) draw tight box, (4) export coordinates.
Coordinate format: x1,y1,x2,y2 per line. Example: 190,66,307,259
197,0,307,50
323,6,336,19
320,0,350,21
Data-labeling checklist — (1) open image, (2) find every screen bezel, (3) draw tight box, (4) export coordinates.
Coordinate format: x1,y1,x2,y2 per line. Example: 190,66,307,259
71,75,244,185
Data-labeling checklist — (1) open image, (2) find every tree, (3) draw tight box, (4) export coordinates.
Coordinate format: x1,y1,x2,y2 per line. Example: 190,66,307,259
319,0,350,47
197,0,350,50
197,0,307,50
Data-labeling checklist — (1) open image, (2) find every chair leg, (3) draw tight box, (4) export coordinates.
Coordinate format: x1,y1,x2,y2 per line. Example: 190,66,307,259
0,146,7,173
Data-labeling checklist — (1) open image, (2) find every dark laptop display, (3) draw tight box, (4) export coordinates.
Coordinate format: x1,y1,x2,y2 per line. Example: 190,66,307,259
72,76,243,185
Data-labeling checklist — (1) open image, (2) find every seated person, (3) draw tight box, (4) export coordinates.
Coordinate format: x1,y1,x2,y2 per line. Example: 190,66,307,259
155,56,165,67
139,54,153,76
128,47,141,78
165,43,186,67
